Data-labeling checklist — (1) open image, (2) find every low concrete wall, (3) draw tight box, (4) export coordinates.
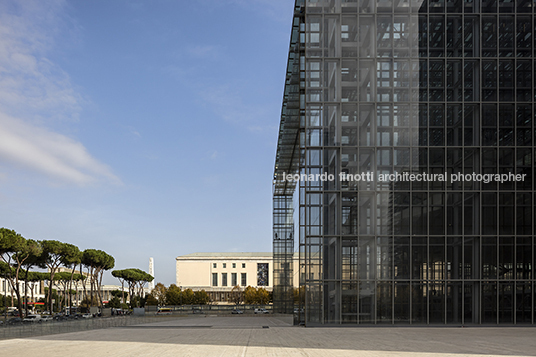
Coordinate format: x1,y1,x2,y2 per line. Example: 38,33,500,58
0,315,169,341
133,308,145,316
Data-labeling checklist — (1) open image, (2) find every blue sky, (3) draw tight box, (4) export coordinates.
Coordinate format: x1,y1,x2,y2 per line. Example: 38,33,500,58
0,0,293,285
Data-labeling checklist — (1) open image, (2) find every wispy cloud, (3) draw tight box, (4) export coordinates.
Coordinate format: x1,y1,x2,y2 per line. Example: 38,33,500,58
0,114,120,185
209,150,219,160
126,126,142,139
0,0,120,185
0,0,82,122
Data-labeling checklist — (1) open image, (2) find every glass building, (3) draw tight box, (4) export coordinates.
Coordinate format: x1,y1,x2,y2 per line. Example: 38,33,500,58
273,0,535,325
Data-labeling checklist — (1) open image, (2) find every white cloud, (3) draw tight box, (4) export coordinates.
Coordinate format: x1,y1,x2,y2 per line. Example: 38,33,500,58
126,126,142,139
0,0,82,122
208,150,222,161
0,0,120,185
0,114,120,185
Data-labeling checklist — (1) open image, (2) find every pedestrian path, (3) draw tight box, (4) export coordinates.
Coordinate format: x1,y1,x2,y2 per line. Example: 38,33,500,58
0,316,535,356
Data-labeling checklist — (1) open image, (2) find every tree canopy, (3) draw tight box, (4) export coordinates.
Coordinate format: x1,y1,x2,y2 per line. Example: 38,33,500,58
111,268,153,307
0,226,119,315
244,286,271,305
82,249,115,307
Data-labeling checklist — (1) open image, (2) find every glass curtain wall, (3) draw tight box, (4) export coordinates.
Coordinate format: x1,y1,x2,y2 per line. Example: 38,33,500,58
273,0,535,325
273,1,305,314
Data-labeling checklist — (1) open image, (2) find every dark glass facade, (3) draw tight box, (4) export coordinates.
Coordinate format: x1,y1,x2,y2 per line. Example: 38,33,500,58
273,0,536,325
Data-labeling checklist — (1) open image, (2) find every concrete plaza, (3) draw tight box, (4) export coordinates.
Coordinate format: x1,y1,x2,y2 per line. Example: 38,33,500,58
0,316,535,356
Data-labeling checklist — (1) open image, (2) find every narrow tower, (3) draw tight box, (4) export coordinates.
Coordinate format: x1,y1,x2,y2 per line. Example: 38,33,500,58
148,257,154,291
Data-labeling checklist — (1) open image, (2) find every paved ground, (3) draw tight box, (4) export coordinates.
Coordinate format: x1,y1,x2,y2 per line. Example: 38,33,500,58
1,315,535,356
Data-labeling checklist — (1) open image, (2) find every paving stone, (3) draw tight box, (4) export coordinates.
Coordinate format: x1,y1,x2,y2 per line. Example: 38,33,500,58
0,316,534,356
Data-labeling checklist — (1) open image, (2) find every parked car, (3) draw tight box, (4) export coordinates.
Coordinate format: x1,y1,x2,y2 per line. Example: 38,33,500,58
41,315,54,322
192,308,205,315
23,314,42,323
231,309,243,314
7,317,23,325
82,313,92,319
155,308,172,316
53,313,68,321
254,308,269,314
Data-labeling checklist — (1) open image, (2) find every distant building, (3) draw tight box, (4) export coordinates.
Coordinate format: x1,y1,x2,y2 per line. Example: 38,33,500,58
176,252,299,303
0,277,45,307
148,257,155,291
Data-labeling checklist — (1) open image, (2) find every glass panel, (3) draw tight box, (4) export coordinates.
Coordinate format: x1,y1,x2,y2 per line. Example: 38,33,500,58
464,282,478,324
498,283,514,324
412,283,427,324
482,282,498,324
377,282,392,323
429,283,445,323
359,281,375,323
412,237,428,280
447,283,463,324
394,282,410,324
516,283,532,324
482,237,498,279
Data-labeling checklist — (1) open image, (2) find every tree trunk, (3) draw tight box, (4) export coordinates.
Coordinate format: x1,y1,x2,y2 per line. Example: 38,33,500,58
80,263,87,301
120,280,125,305
69,264,76,312
89,267,95,304
59,281,66,313
13,265,24,317
98,270,104,307
24,279,28,316
47,261,60,314
30,282,34,308
24,267,30,317
8,279,23,318
129,282,135,308
75,281,79,311
48,275,54,314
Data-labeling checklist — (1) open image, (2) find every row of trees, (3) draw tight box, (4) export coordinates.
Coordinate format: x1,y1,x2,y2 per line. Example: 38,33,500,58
0,228,115,315
232,286,271,305
145,283,272,306
145,283,210,306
